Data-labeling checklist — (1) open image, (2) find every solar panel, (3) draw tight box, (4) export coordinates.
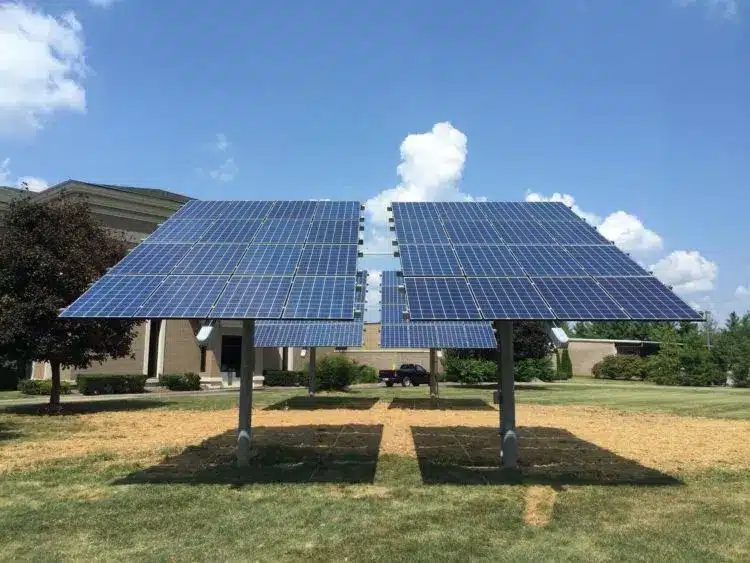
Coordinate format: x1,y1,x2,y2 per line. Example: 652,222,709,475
382,304,407,324
297,244,358,276
235,245,302,275
524,202,581,222
110,244,191,275
540,221,610,245
60,275,165,318
137,275,229,318
315,201,361,221
254,321,364,347
198,220,262,243
395,219,449,244
563,245,649,277
462,324,498,348
531,277,629,320
379,322,496,348
597,277,702,321
436,202,490,222
283,276,356,319
380,324,409,348
267,200,318,218
253,219,311,244
355,270,367,306
454,246,525,276
391,201,440,223
144,220,215,244
307,220,360,244
169,201,226,220
381,285,407,305
399,245,463,276
492,221,558,245
484,202,535,221
443,221,503,245
212,276,293,318
467,277,555,319
254,321,309,347
509,246,586,276
404,277,481,320
217,201,273,220
171,244,248,275
381,271,401,287
409,323,439,348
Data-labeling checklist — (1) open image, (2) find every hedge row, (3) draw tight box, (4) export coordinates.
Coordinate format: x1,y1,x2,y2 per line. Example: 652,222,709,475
18,379,73,396
444,356,568,384
77,374,148,395
264,358,378,389
159,372,201,391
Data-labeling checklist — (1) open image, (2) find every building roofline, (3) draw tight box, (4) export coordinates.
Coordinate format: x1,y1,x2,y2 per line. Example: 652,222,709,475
52,180,192,203
568,338,662,345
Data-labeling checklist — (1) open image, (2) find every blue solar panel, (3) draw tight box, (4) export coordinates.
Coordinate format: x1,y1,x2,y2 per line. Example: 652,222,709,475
463,324,498,348
307,221,360,244
254,321,308,347
467,277,555,319
381,271,401,287
283,276,356,319
267,201,318,218
169,201,226,220
380,325,409,348
355,270,367,307
315,201,361,221
254,321,364,347
541,221,610,245
409,323,439,348
217,201,273,220
235,245,302,275
297,244,358,276
524,202,581,222
531,277,629,320
144,220,215,244
443,221,503,244
60,275,165,318
382,304,407,324
137,275,229,318
212,276,293,318
563,245,649,277
110,244,191,275
454,246,525,276
198,220,262,243
484,202,535,221
509,246,586,276
436,202,490,222
395,219,449,244
253,219,311,244
597,277,702,321
391,202,441,223
399,245,463,276
404,277,481,320
381,285,407,305
379,322,496,349
172,244,248,275
492,221,558,245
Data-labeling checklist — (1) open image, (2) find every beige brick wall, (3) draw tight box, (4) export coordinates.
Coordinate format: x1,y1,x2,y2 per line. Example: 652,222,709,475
568,340,617,376
162,320,202,374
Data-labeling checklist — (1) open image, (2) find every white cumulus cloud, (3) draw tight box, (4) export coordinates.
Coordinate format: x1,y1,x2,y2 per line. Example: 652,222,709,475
650,250,718,294
89,0,121,8
598,211,663,255
674,0,739,20
364,270,382,322
524,192,601,225
209,157,237,183
0,3,87,137
0,157,48,191
735,285,750,298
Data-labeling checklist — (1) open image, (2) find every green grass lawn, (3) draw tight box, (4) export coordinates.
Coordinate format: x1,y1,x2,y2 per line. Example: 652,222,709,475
0,390,21,401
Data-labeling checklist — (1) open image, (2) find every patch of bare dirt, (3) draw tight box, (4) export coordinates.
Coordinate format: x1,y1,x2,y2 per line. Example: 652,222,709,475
523,485,557,526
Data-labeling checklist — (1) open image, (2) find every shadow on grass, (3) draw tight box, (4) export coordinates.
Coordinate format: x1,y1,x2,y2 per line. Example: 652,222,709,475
411,426,682,486
114,424,384,485
389,397,495,411
1,399,169,416
0,421,22,442
265,396,379,411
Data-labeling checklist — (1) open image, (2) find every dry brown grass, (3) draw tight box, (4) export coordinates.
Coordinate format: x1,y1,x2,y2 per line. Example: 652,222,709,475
523,485,558,526
2,402,750,473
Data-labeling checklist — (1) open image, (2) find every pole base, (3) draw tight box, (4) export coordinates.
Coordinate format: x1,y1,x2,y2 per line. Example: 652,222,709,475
501,429,519,468
237,430,252,467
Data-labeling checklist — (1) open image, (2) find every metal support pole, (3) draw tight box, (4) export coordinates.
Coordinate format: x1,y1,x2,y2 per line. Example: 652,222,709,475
495,320,518,468
237,319,255,467
429,348,439,400
308,347,317,396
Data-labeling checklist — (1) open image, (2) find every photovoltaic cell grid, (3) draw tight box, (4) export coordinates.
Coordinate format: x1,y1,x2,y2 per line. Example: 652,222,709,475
283,276,356,319
391,202,701,321
61,200,364,320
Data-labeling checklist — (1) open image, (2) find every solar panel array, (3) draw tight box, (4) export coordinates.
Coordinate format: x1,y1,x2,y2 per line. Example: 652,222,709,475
61,200,365,320
378,271,496,349
391,201,701,322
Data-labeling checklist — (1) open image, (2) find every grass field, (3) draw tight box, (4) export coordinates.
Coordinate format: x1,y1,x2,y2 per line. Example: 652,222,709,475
1,383,749,561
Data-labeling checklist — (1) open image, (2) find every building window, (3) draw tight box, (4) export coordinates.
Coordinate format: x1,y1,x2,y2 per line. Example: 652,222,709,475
199,346,207,372
220,335,242,373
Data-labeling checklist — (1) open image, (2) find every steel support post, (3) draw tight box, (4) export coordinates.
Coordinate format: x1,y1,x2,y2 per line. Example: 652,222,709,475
429,348,439,399
495,320,519,468
308,347,317,396
237,319,255,467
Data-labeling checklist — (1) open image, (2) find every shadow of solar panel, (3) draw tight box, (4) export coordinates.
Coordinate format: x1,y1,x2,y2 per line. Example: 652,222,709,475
212,276,293,318
307,221,360,244
484,202,535,221
395,220,449,244
315,201,361,221
283,276,356,319
467,277,554,320
454,245,525,276
144,220,215,243
235,245,303,275
524,202,581,221
110,243,191,275
541,221,609,245
60,275,165,318
267,200,319,218
217,201,273,220
253,219,311,244
169,200,227,220
137,275,230,318
531,277,629,320
171,244,248,275
509,246,586,276
596,277,702,321
563,245,649,277
391,202,441,223
443,221,504,244
436,202,490,222
297,244,358,276
399,245,463,276
404,277,481,320
492,221,558,244
198,220,263,243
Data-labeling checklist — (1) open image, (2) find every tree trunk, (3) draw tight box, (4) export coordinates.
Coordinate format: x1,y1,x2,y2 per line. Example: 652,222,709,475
49,360,62,411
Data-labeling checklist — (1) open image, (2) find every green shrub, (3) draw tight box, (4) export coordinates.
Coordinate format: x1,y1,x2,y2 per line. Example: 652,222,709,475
515,357,556,382
647,337,724,387
263,370,306,387
316,355,357,391
18,379,72,396
592,355,646,380
444,357,496,384
77,374,147,395
353,364,378,384
159,372,201,391
560,348,573,378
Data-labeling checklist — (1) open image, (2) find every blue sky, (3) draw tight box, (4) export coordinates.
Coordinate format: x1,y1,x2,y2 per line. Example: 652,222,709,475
0,0,748,321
